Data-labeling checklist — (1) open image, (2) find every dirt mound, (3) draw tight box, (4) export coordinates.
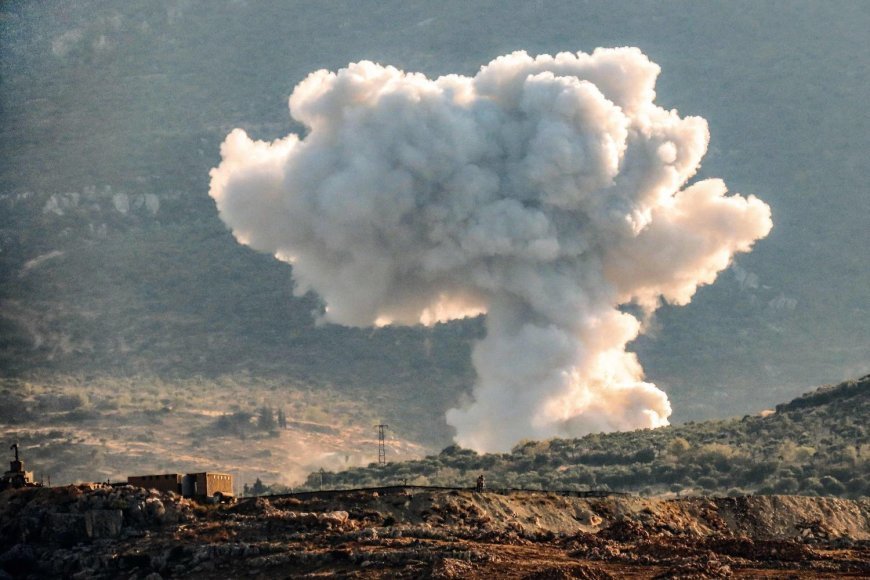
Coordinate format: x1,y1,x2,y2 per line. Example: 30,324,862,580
1,486,868,578
521,563,614,579
598,517,650,541
427,556,474,579
711,495,870,540
653,556,734,579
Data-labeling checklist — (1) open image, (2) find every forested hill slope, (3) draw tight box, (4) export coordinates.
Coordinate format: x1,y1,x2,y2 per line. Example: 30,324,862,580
307,376,870,498
0,0,867,431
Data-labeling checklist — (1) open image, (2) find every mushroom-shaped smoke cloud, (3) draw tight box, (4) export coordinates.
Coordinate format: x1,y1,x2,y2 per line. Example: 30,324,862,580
209,49,772,453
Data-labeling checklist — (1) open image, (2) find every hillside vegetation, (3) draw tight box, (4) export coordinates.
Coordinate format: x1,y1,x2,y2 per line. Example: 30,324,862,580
305,376,870,499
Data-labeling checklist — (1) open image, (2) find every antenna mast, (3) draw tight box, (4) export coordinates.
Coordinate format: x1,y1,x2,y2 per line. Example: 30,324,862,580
376,424,389,466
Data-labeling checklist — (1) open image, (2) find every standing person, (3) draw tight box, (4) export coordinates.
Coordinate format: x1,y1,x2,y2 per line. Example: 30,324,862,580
476,474,485,492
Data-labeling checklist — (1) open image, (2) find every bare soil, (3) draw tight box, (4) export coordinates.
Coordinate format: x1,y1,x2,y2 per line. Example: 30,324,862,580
1,485,868,578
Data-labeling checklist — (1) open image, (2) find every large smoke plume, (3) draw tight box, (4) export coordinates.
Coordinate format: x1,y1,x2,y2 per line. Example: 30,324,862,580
209,49,772,452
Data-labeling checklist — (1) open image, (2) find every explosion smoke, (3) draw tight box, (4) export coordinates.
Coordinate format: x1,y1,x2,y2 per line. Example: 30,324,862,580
209,49,772,452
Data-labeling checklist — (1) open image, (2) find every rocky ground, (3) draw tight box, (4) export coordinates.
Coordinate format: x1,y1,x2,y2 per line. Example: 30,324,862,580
1,485,868,578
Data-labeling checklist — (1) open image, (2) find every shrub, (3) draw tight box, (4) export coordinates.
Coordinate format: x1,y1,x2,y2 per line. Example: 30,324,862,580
667,437,691,457
819,475,845,495
773,477,800,494
696,476,718,491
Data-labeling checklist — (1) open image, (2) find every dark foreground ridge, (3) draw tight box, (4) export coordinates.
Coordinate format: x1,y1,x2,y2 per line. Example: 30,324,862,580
1,483,868,578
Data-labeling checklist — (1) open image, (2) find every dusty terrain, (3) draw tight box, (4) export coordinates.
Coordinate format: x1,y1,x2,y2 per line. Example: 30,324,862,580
1,485,868,578
1,376,426,488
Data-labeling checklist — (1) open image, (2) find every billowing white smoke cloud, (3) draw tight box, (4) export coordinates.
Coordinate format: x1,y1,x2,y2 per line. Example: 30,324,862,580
209,48,772,452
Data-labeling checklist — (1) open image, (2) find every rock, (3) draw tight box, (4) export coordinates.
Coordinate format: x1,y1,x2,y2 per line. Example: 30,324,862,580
46,513,86,546
0,544,37,577
145,498,166,521
428,556,473,579
572,510,596,531
521,564,613,580
654,557,733,579
319,511,349,528
597,518,649,542
85,510,123,539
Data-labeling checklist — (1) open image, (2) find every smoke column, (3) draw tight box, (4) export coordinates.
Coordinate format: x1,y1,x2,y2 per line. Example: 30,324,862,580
209,49,772,452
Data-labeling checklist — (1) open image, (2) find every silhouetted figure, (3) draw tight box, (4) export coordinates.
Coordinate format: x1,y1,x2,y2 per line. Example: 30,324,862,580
476,474,485,492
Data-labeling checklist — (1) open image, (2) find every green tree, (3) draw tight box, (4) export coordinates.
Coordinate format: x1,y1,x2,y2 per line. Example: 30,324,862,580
820,475,845,496
257,405,276,431
250,477,267,496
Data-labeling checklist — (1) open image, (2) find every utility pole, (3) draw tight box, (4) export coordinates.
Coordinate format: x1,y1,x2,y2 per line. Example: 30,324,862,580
376,424,389,466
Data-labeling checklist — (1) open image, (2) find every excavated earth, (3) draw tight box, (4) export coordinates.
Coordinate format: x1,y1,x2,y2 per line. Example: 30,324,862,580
1,485,868,578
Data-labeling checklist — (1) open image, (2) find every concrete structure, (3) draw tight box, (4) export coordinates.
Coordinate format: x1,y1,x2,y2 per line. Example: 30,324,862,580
1,443,38,490
128,471,234,501
183,472,234,500
127,473,183,494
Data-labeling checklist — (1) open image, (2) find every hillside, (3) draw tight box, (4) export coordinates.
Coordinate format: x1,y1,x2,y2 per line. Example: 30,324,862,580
1,485,868,578
0,373,437,488
0,187,479,448
307,376,870,499
0,0,867,431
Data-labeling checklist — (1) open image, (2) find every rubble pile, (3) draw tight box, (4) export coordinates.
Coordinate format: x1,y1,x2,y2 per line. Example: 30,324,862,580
0,486,868,578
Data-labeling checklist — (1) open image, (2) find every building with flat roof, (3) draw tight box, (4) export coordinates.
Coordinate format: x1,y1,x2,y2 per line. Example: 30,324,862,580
127,471,234,500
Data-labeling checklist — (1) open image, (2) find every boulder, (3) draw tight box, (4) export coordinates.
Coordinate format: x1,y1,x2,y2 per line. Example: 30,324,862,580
145,498,166,522
85,510,123,539
0,544,37,577
45,513,86,546
319,511,350,528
